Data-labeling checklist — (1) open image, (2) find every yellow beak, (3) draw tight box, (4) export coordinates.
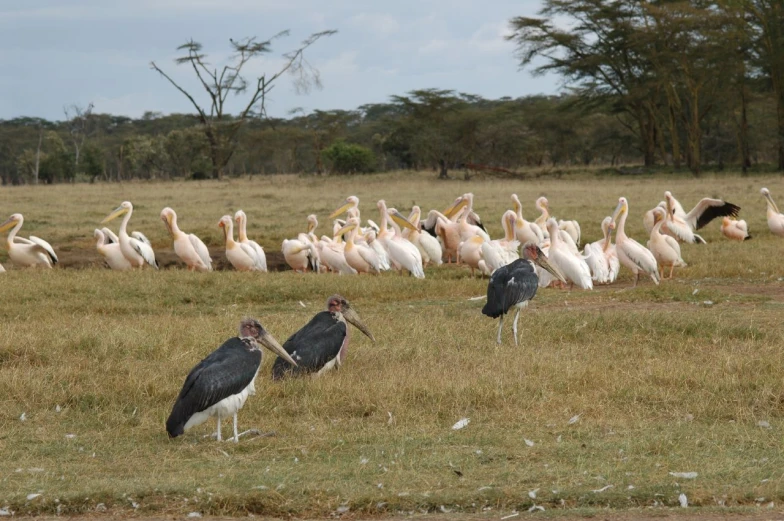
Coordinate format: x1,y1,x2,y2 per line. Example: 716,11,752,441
101,206,126,224
330,200,354,219
390,211,417,231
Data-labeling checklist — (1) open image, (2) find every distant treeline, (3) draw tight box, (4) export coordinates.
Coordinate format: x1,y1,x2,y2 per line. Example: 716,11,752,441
1,1,783,184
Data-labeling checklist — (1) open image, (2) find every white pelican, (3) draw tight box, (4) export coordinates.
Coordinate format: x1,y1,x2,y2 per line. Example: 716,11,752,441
511,194,544,245
582,217,619,284
404,206,442,267
316,224,356,275
480,210,520,274
666,191,741,231
335,217,384,274
218,215,259,272
282,234,319,273
721,217,751,241
647,207,686,280
380,202,424,278
558,219,581,246
0,213,58,268
306,214,320,244
448,194,491,242
161,207,212,272
458,236,489,277
94,228,132,271
362,229,391,270
661,192,706,244
643,201,667,234
611,197,660,287
424,209,461,263
330,196,360,220
546,218,592,290
534,197,551,237
443,193,486,231
234,210,267,272
101,202,158,269
761,187,784,237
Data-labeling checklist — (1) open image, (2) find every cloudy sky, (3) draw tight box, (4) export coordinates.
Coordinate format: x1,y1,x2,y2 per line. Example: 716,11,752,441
0,1,561,121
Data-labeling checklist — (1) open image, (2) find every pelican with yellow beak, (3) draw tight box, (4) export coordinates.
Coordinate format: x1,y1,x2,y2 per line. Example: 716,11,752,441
379,201,424,278
761,187,784,237
0,213,58,268
335,217,384,274
161,207,212,271
94,228,132,271
647,207,687,280
234,210,267,272
611,197,660,287
330,196,360,220
101,201,158,269
218,215,259,271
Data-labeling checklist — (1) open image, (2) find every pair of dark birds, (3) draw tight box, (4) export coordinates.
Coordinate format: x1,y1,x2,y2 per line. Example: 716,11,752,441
166,295,375,442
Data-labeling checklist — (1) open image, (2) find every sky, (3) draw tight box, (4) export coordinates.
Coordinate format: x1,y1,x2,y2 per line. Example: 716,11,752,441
0,1,561,121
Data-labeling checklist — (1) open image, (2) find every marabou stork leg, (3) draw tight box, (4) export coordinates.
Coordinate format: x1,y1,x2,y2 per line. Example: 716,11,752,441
232,413,239,443
216,413,222,442
496,315,504,345
512,306,522,346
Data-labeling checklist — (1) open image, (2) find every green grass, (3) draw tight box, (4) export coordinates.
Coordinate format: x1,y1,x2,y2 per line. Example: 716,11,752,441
0,171,783,517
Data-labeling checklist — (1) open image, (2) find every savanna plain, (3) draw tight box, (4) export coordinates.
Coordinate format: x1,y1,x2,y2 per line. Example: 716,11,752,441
0,170,783,520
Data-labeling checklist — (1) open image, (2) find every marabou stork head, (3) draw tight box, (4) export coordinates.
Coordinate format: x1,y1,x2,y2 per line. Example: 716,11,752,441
239,318,298,367
326,295,376,343
522,243,566,283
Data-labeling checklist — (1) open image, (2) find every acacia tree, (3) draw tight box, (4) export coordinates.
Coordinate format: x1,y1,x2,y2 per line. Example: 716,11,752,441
150,30,336,179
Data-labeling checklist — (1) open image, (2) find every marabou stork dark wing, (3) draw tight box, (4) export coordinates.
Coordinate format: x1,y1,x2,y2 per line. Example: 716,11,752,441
272,311,346,380
481,258,539,318
166,337,261,438
688,199,741,230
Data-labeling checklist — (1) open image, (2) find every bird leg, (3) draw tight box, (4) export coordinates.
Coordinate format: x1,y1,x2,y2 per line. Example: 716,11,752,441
512,307,521,346
669,264,675,279
216,413,222,442
496,315,504,345
232,413,239,443
633,272,639,288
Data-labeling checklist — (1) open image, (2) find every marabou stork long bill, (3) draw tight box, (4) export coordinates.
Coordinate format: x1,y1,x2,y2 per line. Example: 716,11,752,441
166,318,297,442
482,244,566,345
272,295,375,380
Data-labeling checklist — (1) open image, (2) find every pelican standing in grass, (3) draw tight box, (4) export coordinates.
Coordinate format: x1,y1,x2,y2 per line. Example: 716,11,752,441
94,228,132,271
647,207,686,280
480,210,519,274
381,204,425,278
282,235,320,273
666,191,741,232
272,295,375,379
582,217,619,284
166,318,297,442
235,210,267,272
545,218,592,290
611,197,660,287
511,194,544,246
218,215,260,271
404,206,441,268
721,217,751,241
482,243,565,345
335,217,384,274
662,192,706,244
0,213,58,268
761,187,784,237
101,201,158,269
161,207,212,272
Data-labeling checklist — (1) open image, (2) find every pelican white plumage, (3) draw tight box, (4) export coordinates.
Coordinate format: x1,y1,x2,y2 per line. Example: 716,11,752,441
425,209,461,263
336,217,384,274
0,213,58,268
643,201,667,234
94,228,132,271
448,194,491,242
666,191,741,231
404,205,442,267
582,217,619,284
647,207,686,280
234,210,267,272
662,192,706,244
480,210,520,274
721,217,751,241
611,197,660,287
761,187,784,237
101,202,158,269
282,234,319,273
511,194,544,246
161,207,212,272
545,218,592,290
380,203,424,278
458,236,489,277
534,197,551,237
558,219,581,247
218,215,259,271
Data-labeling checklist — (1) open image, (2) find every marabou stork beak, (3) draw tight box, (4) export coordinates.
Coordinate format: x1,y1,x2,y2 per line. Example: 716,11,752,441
330,200,354,219
101,206,126,224
342,306,376,343
389,210,417,231
442,196,468,219
531,245,566,283
0,216,17,232
258,330,298,367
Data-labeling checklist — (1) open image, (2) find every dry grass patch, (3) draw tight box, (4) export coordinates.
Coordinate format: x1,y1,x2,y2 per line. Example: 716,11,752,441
0,171,783,516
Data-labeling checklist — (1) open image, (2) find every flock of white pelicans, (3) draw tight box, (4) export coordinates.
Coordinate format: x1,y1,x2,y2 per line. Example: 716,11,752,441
1,187,783,286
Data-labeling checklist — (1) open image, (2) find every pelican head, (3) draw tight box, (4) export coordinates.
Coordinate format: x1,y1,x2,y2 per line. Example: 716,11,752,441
218,215,234,238
239,318,297,367
330,196,359,219
387,208,418,231
761,187,779,213
652,206,667,224
102,201,133,224
443,195,469,219
307,214,319,233
600,216,613,235
503,209,516,232
234,209,247,224
0,213,23,232
612,197,629,225
522,243,566,283
335,218,358,238
160,207,177,236
536,196,549,211
511,194,522,213
327,295,375,343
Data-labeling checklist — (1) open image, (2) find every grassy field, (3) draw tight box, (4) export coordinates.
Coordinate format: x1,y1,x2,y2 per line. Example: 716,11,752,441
0,170,783,517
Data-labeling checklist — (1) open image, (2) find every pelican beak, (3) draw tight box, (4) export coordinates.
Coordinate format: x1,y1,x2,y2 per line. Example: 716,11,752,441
330,200,354,219
101,206,126,224
0,216,17,232
161,213,173,235
336,223,356,237
258,330,297,367
532,246,566,283
611,201,625,226
342,305,375,343
443,197,468,219
390,211,417,231
764,192,780,213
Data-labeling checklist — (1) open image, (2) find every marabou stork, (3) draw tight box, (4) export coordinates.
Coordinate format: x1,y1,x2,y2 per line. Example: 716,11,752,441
272,295,375,380
166,318,296,442
482,243,566,345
